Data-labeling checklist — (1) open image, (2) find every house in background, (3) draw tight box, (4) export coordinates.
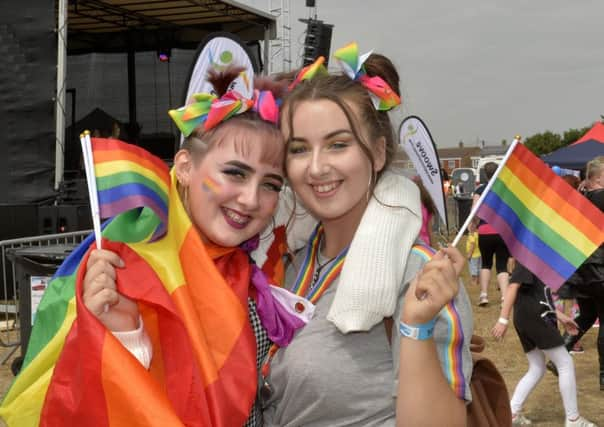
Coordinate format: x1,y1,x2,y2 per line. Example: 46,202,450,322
394,141,481,175
437,142,482,174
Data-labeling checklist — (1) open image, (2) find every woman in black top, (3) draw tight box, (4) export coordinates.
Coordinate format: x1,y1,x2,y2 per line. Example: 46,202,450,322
491,263,596,427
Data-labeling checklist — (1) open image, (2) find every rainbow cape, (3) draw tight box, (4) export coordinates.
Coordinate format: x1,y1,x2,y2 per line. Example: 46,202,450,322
0,139,281,426
476,143,604,290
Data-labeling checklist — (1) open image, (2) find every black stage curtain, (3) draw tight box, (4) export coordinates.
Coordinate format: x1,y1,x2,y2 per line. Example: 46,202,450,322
0,0,56,203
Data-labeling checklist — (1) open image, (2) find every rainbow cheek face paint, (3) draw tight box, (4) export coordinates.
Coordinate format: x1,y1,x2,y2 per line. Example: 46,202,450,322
202,176,221,194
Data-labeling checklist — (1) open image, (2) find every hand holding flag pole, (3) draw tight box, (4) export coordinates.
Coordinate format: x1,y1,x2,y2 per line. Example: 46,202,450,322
450,136,522,248
80,131,107,312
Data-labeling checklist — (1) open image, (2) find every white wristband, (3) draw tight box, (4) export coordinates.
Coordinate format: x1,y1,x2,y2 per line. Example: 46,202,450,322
497,317,509,325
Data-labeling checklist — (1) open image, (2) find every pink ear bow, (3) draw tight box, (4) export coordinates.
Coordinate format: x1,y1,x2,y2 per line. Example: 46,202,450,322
252,89,279,124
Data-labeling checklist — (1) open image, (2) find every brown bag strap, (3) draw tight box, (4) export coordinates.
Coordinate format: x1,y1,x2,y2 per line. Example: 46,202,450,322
470,334,485,353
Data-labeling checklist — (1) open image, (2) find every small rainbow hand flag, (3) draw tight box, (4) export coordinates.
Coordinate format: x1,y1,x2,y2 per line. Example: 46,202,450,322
476,143,604,290
92,138,170,240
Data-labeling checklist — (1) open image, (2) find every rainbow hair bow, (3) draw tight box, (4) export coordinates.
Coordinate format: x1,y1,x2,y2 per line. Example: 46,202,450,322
288,56,328,91
333,42,401,111
169,73,280,137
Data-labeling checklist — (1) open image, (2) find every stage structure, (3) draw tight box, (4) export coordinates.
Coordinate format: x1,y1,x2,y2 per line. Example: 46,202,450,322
0,1,276,240
55,0,277,190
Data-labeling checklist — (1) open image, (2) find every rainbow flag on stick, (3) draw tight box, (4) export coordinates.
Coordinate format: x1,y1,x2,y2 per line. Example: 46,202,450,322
0,148,262,426
475,141,604,290
92,138,170,240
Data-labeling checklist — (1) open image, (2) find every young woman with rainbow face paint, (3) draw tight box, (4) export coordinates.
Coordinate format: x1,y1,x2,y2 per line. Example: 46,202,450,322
260,44,474,427
80,68,305,426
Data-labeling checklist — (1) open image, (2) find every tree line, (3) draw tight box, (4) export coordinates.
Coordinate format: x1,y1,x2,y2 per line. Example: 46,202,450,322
522,115,603,155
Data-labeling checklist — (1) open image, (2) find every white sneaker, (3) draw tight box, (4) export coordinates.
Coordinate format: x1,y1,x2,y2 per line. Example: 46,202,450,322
565,415,598,427
512,413,532,425
478,293,489,307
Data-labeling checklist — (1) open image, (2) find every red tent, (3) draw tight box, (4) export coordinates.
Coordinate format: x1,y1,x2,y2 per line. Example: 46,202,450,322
542,122,604,169
571,122,604,145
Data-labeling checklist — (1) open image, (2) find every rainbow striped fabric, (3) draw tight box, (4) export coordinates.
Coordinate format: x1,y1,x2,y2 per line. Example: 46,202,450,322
0,172,265,426
476,143,604,290
333,42,401,111
289,225,348,303
410,245,466,400
93,138,170,240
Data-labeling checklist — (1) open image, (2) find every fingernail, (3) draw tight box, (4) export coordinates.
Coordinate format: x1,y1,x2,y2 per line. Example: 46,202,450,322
118,258,125,268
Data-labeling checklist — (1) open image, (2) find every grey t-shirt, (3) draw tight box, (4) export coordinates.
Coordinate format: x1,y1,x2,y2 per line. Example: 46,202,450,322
262,248,473,427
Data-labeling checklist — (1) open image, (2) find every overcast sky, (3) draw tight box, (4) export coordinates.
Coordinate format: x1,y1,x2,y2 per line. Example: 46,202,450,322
242,0,603,148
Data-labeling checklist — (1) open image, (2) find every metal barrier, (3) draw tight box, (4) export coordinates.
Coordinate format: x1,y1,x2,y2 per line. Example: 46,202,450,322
0,230,91,364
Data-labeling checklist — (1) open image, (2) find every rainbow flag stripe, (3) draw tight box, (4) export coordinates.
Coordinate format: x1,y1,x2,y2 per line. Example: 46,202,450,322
441,301,466,399
476,143,604,290
0,173,262,426
410,245,467,400
93,138,170,239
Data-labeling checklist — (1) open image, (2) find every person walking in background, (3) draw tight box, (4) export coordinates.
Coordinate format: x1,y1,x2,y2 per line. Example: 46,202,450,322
466,230,481,287
471,162,510,306
561,156,604,390
442,169,452,196
554,174,584,354
491,263,597,427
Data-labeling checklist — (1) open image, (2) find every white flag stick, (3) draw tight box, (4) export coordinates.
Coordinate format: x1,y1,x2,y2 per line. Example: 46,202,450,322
79,131,103,250
450,137,522,248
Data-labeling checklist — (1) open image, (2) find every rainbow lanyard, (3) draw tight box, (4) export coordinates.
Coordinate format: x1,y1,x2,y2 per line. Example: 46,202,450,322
290,225,348,303
261,225,348,385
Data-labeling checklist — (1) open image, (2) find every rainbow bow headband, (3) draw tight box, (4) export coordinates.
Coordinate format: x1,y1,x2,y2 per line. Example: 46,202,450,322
289,42,401,112
333,42,401,111
169,72,279,137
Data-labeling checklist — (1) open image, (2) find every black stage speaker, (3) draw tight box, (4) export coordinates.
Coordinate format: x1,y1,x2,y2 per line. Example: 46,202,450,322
0,204,40,300
0,1,57,204
302,19,333,66
246,40,264,73
38,205,92,235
